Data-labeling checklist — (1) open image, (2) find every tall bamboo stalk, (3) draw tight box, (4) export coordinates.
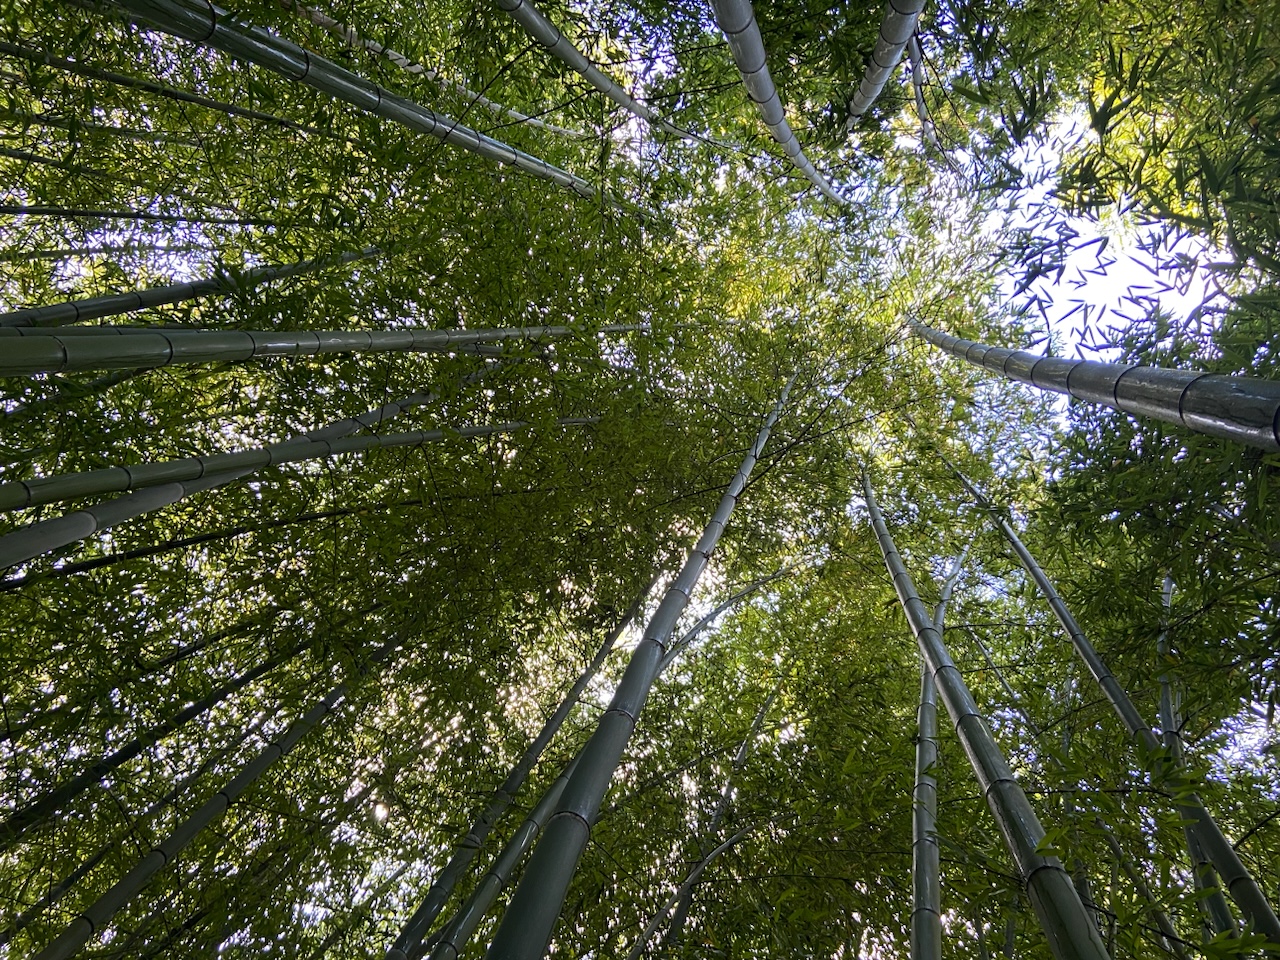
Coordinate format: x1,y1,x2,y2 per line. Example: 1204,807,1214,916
862,473,1111,960
0,322,594,376
906,37,940,149
910,321,1280,451
0,248,379,327
846,0,925,123
707,0,844,203
484,374,795,960
656,565,797,672
94,0,604,200
952,472,1280,943
386,584,655,960
32,639,398,960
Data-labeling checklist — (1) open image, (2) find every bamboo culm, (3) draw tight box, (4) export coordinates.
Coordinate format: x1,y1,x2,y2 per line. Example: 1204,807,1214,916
32,639,397,960
955,473,1280,943
484,374,795,960
0,248,379,327
708,0,844,203
426,756,582,960
906,37,940,149
97,0,604,200
910,321,1280,451
862,472,1111,960
0,322,603,376
386,584,655,959
847,0,925,122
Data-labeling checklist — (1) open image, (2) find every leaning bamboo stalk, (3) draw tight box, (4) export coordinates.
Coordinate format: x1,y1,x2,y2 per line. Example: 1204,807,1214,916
0,322,595,376
32,639,397,960
906,37,940,149
953,473,1279,943
0,203,276,227
427,755,583,960
1099,823,1190,960
287,1,588,139
484,375,795,960
306,865,411,960
910,321,1280,451
95,0,605,201
847,0,925,122
386,584,655,959
708,0,844,203
0,248,379,327
0,639,309,849
862,473,1110,960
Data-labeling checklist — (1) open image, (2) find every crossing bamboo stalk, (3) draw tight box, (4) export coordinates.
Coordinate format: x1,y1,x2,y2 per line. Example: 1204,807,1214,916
32,639,398,960
91,0,606,201
386,583,656,959
0,248,379,327
862,473,1111,960
847,0,925,122
708,0,844,203
952,471,1280,944
484,374,795,960
906,37,940,149
910,321,1280,451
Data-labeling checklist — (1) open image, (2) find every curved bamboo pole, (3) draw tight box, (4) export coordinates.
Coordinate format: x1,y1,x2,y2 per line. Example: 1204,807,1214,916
952,471,1280,944
847,0,925,122
707,0,844,204
910,322,1280,451
862,473,1111,960
32,639,398,960
94,0,607,201
0,248,379,327
484,374,795,960
386,584,655,959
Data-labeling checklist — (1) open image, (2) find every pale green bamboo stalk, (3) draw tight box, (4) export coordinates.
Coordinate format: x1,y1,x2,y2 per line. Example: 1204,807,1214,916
906,37,940,149
953,473,1279,943
0,248,379,327
93,0,605,200
387,583,655,959
911,321,1280,451
708,0,844,203
0,322,589,376
1099,822,1190,960
862,472,1110,960
32,639,397,960
287,1,588,139
427,755,582,960
847,0,925,122
484,374,795,960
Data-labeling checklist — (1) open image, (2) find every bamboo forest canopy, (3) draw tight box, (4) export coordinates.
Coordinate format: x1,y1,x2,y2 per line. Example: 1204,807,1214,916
0,0,1278,956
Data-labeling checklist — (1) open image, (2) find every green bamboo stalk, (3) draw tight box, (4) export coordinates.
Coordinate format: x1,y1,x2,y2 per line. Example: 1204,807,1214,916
847,0,925,123
1157,575,1237,938
306,864,411,960
0,108,210,147
862,472,1111,960
708,0,844,203
31,639,398,960
953,472,1279,943
92,0,604,201
0,639,310,849
0,248,379,327
910,321,1280,451
0,203,276,227
484,374,795,960
1099,821,1190,960
906,37,940,150
426,755,582,960
386,582,655,959
286,1,588,139
0,39,337,137
0,322,590,376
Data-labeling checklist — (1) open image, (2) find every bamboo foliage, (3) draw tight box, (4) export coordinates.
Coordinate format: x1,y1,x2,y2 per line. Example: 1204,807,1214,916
910,321,1280,451
707,0,844,204
484,374,795,960
862,472,1111,960
847,0,925,123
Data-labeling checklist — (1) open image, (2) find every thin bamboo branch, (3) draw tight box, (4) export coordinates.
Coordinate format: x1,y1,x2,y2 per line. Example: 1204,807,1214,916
906,37,939,149
910,321,1280,452
847,0,925,122
484,373,796,960
862,472,1111,960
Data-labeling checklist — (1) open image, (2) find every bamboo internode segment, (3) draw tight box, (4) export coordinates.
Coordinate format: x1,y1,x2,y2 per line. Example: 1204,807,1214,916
485,374,795,960
97,0,602,199
911,321,1280,451
847,0,925,123
708,0,844,204
863,475,1111,960
0,249,378,327
0,324,601,376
